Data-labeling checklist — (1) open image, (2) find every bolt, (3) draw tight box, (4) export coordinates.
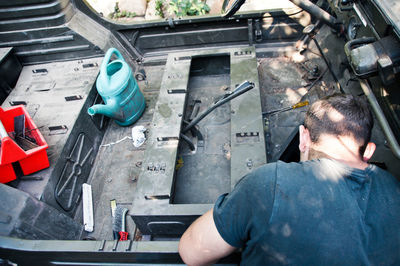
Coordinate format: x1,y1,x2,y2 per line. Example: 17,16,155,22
246,159,253,169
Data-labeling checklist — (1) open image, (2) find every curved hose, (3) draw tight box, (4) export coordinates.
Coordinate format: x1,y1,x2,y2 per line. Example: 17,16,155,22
288,0,343,33
182,80,255,133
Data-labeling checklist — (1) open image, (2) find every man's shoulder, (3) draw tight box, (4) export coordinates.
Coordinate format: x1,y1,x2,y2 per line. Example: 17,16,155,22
263,159,348,187
242,161,308,188
254,160,303,173
369,163,397,178
256,160,313,176
242,159,365,189
368,164,400,189
248,161,310,181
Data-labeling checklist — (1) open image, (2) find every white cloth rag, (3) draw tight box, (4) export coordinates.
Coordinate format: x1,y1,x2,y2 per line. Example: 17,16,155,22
131,126,147,147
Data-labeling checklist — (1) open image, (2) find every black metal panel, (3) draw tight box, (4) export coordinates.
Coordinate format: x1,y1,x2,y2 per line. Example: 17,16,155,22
0,0,103,65
15,43,102,65
0,26,72,45
360,0,393,37
40,81,108,216
135,25,249,53
131,47,266,237
0,48,22,104
89,92,108,131
0,0,53,7
72,0,305,60
133,215,198,236
0,12,67,31
0,237,245,265
0,0,68,20
55,133,95,211
370,75,400,141
260,16,305,40
0,184,83,240
125,17,303,56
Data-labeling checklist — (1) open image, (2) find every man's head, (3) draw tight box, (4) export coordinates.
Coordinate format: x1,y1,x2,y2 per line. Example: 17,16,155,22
299,93,375,166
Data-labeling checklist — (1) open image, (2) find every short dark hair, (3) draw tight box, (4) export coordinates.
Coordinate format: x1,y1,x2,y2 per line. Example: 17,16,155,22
304,93,373,156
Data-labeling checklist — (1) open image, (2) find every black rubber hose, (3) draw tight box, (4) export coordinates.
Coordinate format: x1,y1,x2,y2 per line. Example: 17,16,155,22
182,120,204,143
182,80,255,133
288,0,343,33
180,133,196,151
311,38,344,92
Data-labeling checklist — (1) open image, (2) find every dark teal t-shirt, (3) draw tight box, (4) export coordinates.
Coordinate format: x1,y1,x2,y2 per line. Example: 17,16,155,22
213,159,400,265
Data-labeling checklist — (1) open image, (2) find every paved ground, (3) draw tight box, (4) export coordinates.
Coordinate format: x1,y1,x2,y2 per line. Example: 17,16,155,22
85,0,296,22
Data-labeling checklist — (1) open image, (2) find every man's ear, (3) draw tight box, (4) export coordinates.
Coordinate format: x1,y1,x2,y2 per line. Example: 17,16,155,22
362,142,376,162
299,125,311,161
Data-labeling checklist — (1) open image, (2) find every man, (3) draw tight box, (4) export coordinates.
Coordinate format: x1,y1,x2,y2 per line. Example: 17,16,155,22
179,94,400,265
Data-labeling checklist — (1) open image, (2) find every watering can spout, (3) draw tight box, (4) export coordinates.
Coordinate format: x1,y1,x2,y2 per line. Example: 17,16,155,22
87,101,124,122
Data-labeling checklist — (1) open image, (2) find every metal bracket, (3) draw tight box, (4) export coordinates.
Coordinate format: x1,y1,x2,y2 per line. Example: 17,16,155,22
255,19,262,42
168,17,175,28
248,19,254,46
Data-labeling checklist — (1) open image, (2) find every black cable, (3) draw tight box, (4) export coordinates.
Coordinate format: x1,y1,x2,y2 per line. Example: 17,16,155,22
182,80,255,133
300,67,328,102
180,133,195,151
182,119,204,143
288,0,343,32
311,38,344,92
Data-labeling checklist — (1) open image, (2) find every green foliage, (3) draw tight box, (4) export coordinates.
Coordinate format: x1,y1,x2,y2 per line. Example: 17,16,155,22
168,0,210,17
155,0,165,18
109,2,137,19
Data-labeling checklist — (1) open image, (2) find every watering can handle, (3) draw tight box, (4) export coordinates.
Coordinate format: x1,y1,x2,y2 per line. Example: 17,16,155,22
100,48,124,79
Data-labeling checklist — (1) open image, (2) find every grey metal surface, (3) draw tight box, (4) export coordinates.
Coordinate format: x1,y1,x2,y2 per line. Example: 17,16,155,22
80,63,165,241
0,4,399,262
360,79,400,159
0,234,241,264
0,47,12,62
0,47,22,104
0,183,83,240
174,154,231,204
0,0,103,65
2,57,103,214
259,56,309,162
0,236,182,264
174,71,231,204
131,46,266,236
374,0,400,37
230,47,267,188
259,28,341,162
138,54,191,199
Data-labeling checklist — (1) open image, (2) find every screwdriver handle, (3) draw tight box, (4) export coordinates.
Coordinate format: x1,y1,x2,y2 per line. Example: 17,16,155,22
291,101,309,109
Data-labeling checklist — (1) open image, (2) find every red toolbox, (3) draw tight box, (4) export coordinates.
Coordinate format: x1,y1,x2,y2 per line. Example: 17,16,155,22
0,105,49,183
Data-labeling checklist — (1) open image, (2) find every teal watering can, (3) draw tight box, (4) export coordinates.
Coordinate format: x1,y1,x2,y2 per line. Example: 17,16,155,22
88,48,145,126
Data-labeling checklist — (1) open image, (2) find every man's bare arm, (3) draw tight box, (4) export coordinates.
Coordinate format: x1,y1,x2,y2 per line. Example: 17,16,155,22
179,208,237,266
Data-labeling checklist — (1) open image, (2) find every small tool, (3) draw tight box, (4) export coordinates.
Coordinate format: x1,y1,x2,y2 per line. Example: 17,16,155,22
110,199,117,218
14,115,25,138
0,120,8,139
15,136,38,151
262,101,309,116
112,205,129,241
82,183,94,232
13,114,39,151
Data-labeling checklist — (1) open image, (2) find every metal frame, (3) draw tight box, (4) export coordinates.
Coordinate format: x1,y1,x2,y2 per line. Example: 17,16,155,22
131,46,266,236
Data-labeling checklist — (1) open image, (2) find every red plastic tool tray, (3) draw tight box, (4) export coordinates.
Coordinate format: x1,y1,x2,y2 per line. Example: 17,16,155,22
0,105,49,183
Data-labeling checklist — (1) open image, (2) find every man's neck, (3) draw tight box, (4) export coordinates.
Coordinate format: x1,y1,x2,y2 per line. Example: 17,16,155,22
309,136,369,170
308,148,368,170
